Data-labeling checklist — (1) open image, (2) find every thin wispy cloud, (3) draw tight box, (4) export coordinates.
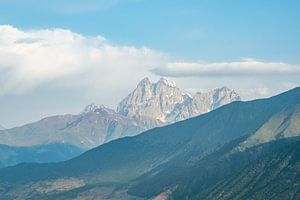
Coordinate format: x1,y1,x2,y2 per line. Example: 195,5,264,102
152,59,300,77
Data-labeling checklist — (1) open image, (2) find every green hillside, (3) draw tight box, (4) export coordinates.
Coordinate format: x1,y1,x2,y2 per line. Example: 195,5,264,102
0,87,300,199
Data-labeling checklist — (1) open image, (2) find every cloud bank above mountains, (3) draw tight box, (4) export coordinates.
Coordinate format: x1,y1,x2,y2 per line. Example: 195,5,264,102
0,24,299,127
0,24,299,102
0,25,165,95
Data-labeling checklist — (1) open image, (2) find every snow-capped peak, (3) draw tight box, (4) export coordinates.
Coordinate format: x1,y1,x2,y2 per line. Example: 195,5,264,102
117,77,241,129
81,103,105,114
181,91,193,99
157,77,177,87
137,77,151,88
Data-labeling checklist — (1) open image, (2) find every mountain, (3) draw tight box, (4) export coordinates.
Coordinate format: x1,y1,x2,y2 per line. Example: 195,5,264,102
129,137,300,200
0,104,143,150
0,87,299,199
202,138,300,200
0,77,238,168
117,77,241,128
238,103,300,150
0,143,84,168
0,77,239,150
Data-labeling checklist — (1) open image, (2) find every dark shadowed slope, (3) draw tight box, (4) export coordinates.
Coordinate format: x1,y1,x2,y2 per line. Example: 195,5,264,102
0,87,299,199
203,138,300,200
128,136,300,200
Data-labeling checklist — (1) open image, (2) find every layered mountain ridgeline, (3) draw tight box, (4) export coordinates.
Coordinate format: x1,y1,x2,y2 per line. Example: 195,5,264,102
129,137,300,200
0,77,239,167
0,105,143,150
0,78,240,150
238,103,300,150
117,77,241,128
0,143,84,168
0,104,142,168
0,87,299,199
202,138,300,200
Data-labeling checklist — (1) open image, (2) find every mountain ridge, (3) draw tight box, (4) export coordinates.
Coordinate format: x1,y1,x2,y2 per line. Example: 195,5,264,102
0,87,299,199
117,77,241,128
0,77,240,150
0,107,143,150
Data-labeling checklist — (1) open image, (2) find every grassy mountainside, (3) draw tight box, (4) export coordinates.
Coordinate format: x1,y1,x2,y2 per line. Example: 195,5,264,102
0,87,299,199
129,137,300,200
239,103,300,150
203,138,300,200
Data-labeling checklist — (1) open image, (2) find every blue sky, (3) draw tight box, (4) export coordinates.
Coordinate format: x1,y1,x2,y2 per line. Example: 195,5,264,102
1,0,299,62
0,0,299,127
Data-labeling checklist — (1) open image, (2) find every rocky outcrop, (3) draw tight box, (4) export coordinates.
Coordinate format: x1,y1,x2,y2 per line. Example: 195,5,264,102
117,78,241,128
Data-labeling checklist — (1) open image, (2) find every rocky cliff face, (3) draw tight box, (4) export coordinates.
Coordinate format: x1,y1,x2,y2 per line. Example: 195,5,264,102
0,77,241,150
171,86,241,122
117,77,241,128
117,78,187,128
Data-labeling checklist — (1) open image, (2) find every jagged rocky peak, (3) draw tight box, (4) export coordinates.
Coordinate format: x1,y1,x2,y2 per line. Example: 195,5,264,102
213,86,241,100
174,86,241,121
156,77,177,87
117,77,241,128
82,103,102,113
137,77,151,87
81,103,115,115
117,77,185,128
131,77,153,104
211,86,241,109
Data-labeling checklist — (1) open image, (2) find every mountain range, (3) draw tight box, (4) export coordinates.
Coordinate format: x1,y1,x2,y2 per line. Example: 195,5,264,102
0,105,142,150
0,78,240,167
118,77,241,128
0,87,299,199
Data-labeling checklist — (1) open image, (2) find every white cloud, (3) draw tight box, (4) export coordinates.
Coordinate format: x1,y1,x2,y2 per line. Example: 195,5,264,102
0,25,300,127
0,25,165,95
152,59,300,77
